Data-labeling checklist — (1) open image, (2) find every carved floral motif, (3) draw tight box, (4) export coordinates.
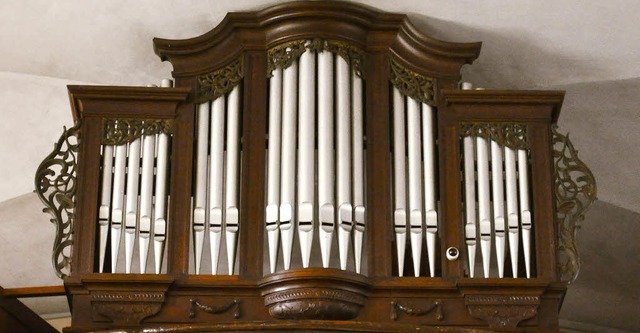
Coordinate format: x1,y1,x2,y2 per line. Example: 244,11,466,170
196,57,244,103
264,288,366,320
552,125,597,283
91,291,165,325
34,122,81,278
460,122,529,150
389,59,436,106
103,118,173,145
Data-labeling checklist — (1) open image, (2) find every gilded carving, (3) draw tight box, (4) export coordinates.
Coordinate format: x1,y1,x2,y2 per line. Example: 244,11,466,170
91,291,165,325
552,126,597,283
103,118,173,145
465,295,539,330
34,121,81,278
461,122,529,150
189,298,241,319
390,300,443,321
267,39,365,78
389,59,436,106
196,57,244,103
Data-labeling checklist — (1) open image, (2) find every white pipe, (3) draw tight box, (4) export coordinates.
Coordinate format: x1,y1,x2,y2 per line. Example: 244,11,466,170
279,59,297,271
266,67,283,273
225,85,241,275
421,103,437,277
193,102,210,274
518,149,532,278
463,136,477,278
209,97,225,275
505,146,519,277
297,49,315,269
491,141,506,278
124,138,141,274
336,55,352,271
476,136,491,278
111,143,127,273
352,72,365,274
98,145,114,273
392,88,407,277
318,51,335,269
139,133,156,273
407,97,423,277
154,133,169,274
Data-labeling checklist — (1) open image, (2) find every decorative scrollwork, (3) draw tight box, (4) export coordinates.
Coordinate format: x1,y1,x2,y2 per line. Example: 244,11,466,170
389,59,436,106
189,298,241,319
460,122,529,150
34,122,81,278
196,57,244,103
390,300,443,321
103,118,173,145
552,125,597,283
267,39,366,78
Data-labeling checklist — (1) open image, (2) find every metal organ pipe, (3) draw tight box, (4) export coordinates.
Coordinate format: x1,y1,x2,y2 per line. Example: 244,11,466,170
336,55,352,271
209,97,225,274
225,85,241,275
98,145,114,273
392,88,407,277
193,102,210,275
266,68,283,274
421,103,437,277
139,133,156,273
406,97,423,278
352,72,365,274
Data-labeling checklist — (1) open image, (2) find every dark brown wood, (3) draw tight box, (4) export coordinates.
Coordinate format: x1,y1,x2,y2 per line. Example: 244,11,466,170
2,286,65,298
53,2,573,332
0,286,60,333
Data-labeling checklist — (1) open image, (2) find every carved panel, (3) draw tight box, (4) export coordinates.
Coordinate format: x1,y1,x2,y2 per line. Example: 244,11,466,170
34,121,81,278
91,291,165,325
465,295,539,331
389,58,436,106
103,118,173,145
460,122,529,150
264,288,366,320
189,298,241,319
267,39,365,78
552,126,597,283
196,57,244,103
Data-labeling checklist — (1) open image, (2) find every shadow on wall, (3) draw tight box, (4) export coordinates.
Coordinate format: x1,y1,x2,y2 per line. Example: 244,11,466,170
408,14,609,89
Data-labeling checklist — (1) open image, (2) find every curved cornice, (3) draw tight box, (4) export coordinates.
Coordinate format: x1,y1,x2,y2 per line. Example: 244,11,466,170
153,1,481,80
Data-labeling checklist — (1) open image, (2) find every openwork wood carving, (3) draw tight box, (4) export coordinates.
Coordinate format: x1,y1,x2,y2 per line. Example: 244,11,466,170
34,122,81,278
103,118,173,145
91,291,165,325
189,298,241,319
267,39,366,78
461,122,529,150
390,300,443,321
465,295,540,330
552,125,597,283
196,57,244,103
389,59,436,106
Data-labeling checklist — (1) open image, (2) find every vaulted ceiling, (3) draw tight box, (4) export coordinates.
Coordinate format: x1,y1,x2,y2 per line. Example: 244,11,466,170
0,1,638,331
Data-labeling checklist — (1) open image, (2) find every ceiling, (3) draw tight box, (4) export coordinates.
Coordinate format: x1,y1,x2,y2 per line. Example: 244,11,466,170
0,0,638,331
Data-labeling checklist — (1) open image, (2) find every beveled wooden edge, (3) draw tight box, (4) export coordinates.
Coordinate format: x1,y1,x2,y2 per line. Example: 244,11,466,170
442,89,565,123
152,1,481,79
259,268,371,288
1,285,66,298
67,85,191,121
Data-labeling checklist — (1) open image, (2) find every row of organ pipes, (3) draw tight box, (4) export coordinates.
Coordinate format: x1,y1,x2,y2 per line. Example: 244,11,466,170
266,48,366,274
460,82,533,278
97,79,173,274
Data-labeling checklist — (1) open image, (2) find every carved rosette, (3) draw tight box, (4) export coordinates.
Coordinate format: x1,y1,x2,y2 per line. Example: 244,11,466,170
34,121,81,278
552,126,597,283
389,59,436,106
465,295,540,331
267,39,365,78
196,57,244,103
259,268,370,320
103,118,173,145
91,291,165,325
461,122,529,150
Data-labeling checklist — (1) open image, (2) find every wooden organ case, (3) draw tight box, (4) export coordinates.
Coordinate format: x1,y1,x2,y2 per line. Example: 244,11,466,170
35,2,597,332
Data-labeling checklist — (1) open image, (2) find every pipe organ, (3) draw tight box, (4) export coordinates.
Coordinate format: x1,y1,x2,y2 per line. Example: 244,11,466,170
34,2,596,332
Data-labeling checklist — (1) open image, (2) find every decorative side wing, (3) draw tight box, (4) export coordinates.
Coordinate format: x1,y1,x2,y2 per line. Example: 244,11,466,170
34,122,81,278
552,125,597,283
